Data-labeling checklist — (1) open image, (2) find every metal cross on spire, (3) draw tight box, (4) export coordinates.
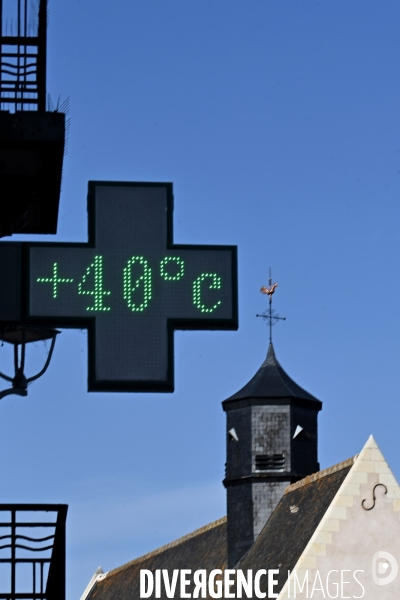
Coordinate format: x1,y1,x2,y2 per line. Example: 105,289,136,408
256,268,286,343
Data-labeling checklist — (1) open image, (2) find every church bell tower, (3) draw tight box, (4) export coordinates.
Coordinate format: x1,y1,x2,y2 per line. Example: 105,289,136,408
222,280,322,567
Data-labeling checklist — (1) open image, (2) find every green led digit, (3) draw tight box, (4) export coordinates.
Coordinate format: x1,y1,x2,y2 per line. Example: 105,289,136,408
193,273,222,313
123,256,152,311
37,262,73,298
78,255,111,311
160,257,185,281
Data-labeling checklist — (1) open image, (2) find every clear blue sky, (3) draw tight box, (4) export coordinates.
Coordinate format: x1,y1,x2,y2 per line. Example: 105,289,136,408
2,1,400,597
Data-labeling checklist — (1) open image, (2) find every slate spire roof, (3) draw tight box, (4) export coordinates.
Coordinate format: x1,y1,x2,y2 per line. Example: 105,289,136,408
224,342,321,406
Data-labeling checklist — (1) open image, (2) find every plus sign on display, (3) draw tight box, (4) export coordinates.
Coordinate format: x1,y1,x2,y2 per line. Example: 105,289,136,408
28,182,238,392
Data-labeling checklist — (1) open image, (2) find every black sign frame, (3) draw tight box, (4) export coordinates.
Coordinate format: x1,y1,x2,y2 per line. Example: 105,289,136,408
25,181,238,393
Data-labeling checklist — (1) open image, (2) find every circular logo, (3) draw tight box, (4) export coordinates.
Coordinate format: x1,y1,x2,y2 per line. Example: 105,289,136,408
372,551,398,586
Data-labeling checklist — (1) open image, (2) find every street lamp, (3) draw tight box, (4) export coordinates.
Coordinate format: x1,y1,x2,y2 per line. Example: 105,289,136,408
0,325,59,400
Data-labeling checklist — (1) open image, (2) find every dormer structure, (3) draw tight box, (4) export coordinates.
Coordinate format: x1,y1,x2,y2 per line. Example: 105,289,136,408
222,342,322,567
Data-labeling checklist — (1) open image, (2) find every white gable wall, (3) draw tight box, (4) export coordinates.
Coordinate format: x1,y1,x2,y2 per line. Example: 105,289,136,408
278,436,400,599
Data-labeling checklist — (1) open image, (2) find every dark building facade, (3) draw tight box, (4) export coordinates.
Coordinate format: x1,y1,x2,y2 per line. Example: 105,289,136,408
222,342,322,567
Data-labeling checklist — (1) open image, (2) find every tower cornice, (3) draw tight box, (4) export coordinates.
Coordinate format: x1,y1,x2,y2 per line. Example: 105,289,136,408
222,396,322,411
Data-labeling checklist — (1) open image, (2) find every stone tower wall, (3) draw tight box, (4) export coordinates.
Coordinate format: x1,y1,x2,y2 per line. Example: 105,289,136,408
291,406,319,477
252,405,291,472
225,402,293,567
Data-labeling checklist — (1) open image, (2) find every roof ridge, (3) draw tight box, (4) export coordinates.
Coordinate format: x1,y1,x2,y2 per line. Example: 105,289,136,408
274,362,304,397
284,456,356,494
262,345,296,396
103,516,227,580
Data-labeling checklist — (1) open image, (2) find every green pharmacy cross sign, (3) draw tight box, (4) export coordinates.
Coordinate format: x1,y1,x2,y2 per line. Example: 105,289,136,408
27,182,238,392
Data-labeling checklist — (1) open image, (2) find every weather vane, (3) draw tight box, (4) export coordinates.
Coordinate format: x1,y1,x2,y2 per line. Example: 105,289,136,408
256,268,286,343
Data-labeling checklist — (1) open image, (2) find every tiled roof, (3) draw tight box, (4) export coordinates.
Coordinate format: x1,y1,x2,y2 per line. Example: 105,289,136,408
284,456,356,493
223,343,321,406
236,459,353,595
87,517,227,600
85,458,354,599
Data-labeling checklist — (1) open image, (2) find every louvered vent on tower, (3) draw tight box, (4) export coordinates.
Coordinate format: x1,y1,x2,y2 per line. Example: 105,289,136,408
255,454,285,471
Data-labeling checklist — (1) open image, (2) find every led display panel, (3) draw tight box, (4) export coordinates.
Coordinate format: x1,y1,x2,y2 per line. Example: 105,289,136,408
28,182,238,391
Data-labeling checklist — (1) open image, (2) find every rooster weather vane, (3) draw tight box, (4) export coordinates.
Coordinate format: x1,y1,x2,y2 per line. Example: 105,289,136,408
257,268,286,343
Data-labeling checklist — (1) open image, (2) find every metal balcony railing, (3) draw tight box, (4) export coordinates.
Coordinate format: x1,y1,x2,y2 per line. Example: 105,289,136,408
0,504,67,600
0,0,46,111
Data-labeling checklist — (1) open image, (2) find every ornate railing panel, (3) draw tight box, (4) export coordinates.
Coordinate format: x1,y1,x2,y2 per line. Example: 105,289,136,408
0,504,67,600
0,0,46,111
